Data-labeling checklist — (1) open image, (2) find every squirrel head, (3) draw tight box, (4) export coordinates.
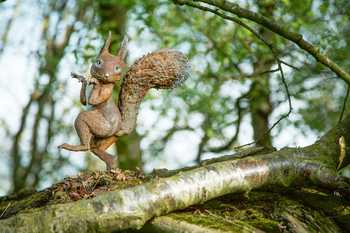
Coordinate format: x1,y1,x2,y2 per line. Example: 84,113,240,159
90,31,128,83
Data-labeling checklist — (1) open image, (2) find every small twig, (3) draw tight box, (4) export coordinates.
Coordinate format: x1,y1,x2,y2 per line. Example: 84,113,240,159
338,85,349,124
233,60,292,150
176,0,350,85
200,146,265,165
206,91,249,153
259,68,280,75
231,68,279,80
176,0,293,149
279,59,300,71
267,59,292,132
175,1,292,149
0,202,11,218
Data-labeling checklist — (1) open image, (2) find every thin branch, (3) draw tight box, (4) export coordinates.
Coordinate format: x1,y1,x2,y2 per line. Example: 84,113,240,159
0,202,11,218
175,0,292,149
338,85,350,124
175,0,350,85
9,96,34,191
232,60,293,150
0,0,20,55
230,68,279,81
206,92,248,152
279,59,300,71
269,60,292,132
194,115,210,162
162,126,192,143
195,133,209,163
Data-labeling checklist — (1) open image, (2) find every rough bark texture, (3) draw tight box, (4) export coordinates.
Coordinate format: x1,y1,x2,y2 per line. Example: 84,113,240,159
141,190,349,233
1,115,349,232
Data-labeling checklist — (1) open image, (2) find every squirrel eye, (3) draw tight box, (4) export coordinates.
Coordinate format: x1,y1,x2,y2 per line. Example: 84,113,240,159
95,59,102,66
115,65,121,73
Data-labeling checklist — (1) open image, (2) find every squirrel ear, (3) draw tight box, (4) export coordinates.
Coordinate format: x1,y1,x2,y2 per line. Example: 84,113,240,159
117,35,129,61
100,31,112,54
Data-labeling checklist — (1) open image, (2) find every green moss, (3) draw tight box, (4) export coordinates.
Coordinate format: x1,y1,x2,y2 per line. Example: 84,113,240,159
0,189,52,219
164,192,281,232
144,190,345,233
0,169,148,220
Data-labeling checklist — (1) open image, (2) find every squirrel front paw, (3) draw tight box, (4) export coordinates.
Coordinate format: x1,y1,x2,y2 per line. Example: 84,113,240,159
57,143,68,150
89,77,99,85
71,72,85,82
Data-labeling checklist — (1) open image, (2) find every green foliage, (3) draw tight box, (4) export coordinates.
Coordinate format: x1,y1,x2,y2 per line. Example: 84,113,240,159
140,0,350,157
127,0,348,155
2,0,350,193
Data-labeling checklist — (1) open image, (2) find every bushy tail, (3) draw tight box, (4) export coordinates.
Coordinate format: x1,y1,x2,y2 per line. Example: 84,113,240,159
116,50,190,136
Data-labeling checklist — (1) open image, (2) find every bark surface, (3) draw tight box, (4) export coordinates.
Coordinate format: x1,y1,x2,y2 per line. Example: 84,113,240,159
1,116,350,232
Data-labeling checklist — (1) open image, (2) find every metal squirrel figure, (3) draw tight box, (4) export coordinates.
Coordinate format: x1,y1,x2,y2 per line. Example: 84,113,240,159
58,32,190,170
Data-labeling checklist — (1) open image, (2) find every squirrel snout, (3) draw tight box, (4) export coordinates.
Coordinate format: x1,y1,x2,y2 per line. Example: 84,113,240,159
102,72,121,82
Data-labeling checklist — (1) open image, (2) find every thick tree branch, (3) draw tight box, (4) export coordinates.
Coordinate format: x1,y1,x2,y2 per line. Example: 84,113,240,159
174,0,350,85
1,114,350,232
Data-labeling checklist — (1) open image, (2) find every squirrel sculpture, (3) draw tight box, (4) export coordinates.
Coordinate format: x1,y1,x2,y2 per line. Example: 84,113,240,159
58,32,190,170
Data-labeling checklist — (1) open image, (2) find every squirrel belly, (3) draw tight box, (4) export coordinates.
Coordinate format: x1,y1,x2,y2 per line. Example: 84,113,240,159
116,49,190,136
84,83,121,138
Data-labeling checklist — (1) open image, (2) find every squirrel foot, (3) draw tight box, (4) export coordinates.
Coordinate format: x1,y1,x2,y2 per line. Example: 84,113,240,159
106,160,116,171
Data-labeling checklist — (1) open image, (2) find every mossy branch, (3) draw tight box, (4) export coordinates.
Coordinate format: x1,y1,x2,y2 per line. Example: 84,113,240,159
1,116,350,232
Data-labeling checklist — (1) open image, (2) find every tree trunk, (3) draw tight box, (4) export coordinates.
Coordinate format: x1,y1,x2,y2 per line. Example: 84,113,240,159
249,1,275,148
9,2,88,192
117,131,143,170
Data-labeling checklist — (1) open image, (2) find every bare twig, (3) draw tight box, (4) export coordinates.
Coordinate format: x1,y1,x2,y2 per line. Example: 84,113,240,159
0,202,11,218
0,0,20,55
279,59,300,71
230,68,279,81
196,132,209,163
175,0,350,85
268,59,292,132
175,0,292,149
338,85,350,124
206,91,248,152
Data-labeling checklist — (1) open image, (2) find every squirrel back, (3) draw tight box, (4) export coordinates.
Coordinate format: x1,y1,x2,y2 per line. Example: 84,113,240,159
90,33,190,136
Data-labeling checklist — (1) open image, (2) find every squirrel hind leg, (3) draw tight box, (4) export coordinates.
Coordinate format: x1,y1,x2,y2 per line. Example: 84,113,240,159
58,117,94,152
58,143,90,151
58,143,91,152
92,148,116,171
92,136,118,171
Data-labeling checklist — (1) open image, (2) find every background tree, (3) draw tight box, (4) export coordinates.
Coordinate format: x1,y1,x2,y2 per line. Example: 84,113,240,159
0,0,350,231
0,0,349,195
